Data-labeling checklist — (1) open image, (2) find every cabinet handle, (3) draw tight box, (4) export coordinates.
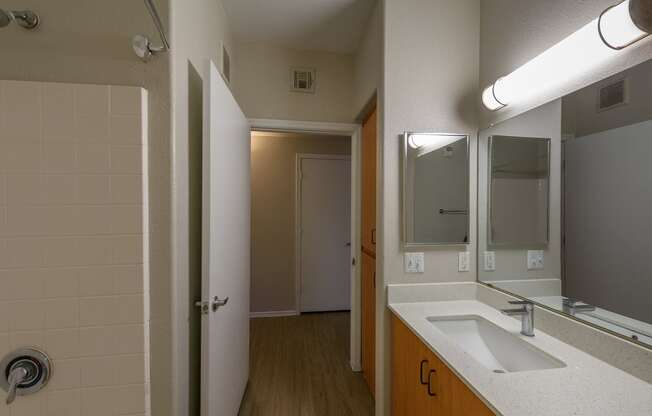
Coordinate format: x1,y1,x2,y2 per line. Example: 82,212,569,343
427,369,437,397
371,228,376,244
419,360,429,385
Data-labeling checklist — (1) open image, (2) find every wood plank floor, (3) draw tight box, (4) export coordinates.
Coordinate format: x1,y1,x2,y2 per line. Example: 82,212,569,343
239,312,375,416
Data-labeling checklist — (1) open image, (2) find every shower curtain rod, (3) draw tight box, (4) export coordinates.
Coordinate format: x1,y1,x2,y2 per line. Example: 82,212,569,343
144,0,170,50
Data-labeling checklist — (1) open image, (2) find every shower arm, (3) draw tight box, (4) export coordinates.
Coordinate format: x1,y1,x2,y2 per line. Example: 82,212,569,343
144,0,170,51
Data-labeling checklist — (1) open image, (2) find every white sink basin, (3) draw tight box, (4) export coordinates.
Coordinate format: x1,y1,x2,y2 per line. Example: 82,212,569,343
428,315,566,373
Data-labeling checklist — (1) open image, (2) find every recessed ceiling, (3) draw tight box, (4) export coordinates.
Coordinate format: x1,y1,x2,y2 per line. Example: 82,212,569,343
222,0,376,54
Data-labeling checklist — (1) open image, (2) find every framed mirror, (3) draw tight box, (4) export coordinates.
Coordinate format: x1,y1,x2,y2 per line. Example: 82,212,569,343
401,132,469,249
477,58,652,349
488,135,550,248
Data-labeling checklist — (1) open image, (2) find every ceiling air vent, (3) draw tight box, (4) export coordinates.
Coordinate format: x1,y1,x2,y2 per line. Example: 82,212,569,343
290,67,316,93
598,78,627,112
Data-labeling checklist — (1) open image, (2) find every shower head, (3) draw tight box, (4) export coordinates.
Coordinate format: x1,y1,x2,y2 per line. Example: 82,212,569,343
132,34,164,62
0,10,12,27
0,9,39,29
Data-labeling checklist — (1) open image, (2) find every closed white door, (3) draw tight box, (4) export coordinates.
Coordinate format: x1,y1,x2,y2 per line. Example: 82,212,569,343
299,155,352,312
201,60,250,416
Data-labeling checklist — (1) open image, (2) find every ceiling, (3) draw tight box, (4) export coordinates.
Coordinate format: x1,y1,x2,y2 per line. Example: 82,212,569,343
221,0,376,54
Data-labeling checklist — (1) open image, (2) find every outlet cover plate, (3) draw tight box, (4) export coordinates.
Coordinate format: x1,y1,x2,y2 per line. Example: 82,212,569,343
405,252,425,273
458,252,470,272
527,250,544,270
484,251,496,271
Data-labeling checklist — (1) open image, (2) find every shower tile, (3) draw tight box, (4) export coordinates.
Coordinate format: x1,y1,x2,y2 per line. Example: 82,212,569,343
114,295,145,324
44,299,79,329
111,235,143,264
76,175,111,204
47,359,81,390
0,175,6,205
42,142,76,173
0,269,45,300
78,266,114,296
110,115,142,144
113,265,144,294
43,83,75,142
74,84,109,116
110,86,142,116
114,354,146,385
0,302,8,332
0,142,41,173
9,300,46,331
44,328,80,359
74,112,109,142
9,331,45,351
76,143,111,173
111,175,142,204
79,297,115,327
110,145,142,174
111,206,143,234
41,174,76,204
43,389,81,416
115,383,147,414
6,392,42,416
79,356,115,387
79,386,116,416
43,268,79,298
5,174,42,205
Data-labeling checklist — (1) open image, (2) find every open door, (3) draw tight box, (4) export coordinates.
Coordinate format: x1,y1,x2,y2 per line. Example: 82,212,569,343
201,60,251,415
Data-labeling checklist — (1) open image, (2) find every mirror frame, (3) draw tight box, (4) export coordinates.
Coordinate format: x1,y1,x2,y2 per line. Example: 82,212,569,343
400,132,470,250
486,135,551,249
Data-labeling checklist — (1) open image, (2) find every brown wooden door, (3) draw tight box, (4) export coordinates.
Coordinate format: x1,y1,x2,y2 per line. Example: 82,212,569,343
361,251,376,396
361,108,377,255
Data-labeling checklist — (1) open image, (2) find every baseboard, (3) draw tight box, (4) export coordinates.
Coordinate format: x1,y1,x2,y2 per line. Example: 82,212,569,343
249,310,299,318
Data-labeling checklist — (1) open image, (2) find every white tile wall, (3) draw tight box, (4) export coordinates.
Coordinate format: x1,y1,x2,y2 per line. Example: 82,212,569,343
0,81,149,416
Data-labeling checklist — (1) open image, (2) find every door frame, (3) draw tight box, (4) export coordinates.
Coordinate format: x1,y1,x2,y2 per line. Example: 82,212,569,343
249,118,363,372
296,153,353,313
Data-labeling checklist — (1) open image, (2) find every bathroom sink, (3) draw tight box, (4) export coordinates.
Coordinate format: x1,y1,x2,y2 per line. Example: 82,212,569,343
427,315,565,373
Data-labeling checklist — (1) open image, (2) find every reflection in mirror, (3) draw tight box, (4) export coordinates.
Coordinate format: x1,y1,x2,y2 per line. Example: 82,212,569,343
402,133,469,248
488,136,550,247
478,58,652,348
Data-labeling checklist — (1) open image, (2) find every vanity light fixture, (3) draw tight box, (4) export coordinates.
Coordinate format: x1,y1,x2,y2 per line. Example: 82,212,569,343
482,0,652,111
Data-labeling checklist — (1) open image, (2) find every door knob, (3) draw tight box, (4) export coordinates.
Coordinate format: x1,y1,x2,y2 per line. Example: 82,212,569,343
211,296,229,311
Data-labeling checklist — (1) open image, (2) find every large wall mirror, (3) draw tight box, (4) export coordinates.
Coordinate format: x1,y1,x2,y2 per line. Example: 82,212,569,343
478,58,652,349
401,133,469,248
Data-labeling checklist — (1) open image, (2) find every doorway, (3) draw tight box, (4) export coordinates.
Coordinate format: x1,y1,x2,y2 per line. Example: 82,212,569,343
297,154,352,312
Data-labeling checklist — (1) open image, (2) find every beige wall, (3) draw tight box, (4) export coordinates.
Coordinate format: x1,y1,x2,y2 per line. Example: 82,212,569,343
0,1,171,415
0,80,149,414
480,0,652,127
232,42,355,123
352,1,382,119
168,0,236,415
379,0,480,414
250,132,350,313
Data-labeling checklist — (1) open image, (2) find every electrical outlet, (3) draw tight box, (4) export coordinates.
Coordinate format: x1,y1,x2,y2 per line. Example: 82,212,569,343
405,252,425,273
527,250,544,270
458,252,470,272
484,251,496,271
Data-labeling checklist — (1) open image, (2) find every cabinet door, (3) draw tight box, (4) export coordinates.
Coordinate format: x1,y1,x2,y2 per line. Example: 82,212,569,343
361,108,377,254
391,315,433,416
450,375,495,416
361,251,375,396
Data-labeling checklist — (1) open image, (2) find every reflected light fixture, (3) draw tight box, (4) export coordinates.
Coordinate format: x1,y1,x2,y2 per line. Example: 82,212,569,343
482,0,652,111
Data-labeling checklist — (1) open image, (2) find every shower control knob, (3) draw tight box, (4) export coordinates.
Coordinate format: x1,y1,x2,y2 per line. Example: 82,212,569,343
0,348,51,405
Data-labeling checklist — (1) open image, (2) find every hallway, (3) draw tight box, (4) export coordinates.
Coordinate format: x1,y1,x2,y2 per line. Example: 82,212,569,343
239,313,374,416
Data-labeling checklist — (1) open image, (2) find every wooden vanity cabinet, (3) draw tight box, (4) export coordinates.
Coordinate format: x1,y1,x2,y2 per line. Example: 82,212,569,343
391,314,494,416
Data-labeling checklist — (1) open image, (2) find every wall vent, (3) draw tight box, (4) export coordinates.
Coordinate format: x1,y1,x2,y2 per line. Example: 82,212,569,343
598,78,627,112
290,67,316,93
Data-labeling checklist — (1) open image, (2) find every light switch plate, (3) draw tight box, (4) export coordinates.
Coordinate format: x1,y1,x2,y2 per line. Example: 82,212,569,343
405,252,425,273
458,252,470,272
527,250,544,270
484,251,496,271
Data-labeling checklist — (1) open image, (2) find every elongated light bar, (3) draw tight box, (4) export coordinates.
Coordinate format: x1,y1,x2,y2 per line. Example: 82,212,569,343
482,0,652,111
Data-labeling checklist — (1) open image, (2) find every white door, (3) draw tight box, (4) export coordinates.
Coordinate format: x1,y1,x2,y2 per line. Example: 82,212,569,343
299,155,352,312
201,60,250,416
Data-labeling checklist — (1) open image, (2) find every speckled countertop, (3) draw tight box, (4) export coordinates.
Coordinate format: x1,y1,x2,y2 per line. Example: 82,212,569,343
389,300,652,416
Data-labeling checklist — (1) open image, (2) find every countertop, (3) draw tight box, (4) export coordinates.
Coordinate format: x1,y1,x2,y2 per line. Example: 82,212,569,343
389,300,652,416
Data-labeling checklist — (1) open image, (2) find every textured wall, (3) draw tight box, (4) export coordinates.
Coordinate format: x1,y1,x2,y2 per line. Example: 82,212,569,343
250,132,351,313
232,42,355,123
0,81,149,415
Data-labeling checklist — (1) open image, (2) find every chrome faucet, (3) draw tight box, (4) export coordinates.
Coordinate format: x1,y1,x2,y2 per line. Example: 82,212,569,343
501,300,535,337
562,297,596,316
